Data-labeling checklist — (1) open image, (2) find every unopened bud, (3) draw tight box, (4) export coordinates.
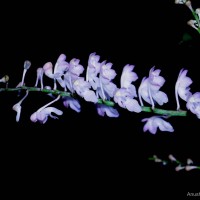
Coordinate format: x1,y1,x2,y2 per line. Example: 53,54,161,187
24,60,31,70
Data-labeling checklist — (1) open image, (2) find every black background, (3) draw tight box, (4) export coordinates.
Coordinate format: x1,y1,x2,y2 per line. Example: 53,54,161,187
0,0,200,198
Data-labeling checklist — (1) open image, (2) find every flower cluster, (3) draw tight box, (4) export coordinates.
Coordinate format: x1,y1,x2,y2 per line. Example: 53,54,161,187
149,154,200,172
175,0,200,34
0,53,199,134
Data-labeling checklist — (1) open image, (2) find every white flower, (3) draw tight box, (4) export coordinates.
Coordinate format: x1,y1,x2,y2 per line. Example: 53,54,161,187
187,20,199,31
175,69,192,110
175,0,187,4
30,107,63,124
186,92,200,119
0,75,9,83
187,158,193,165
196,8,200,20
185,1,193,11
35,68,44,89
12,90,29,122
138,67,168,109
30,95,63,124
142,116,174,134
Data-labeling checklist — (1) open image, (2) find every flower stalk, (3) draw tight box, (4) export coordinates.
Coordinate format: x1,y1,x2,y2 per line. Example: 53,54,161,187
0,86,187,117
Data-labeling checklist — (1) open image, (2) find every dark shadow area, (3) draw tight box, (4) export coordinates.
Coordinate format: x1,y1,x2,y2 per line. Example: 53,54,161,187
0,0,200,197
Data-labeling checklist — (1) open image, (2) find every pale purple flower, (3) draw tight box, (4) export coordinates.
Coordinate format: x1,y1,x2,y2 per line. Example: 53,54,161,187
185,166,198,171
30,95,63,124
114,64,141,112
43,62,54,78
97,104,119,118
54,54,69,76
138,67,168,109
43,54,69,90
120,64,138,97
35,68,44,89
114,88,141,112
168,154,177,162
86,52,101,90
64,58,84,93
30,107,63,124
175,165,185,171
73,77,98,103
142,116,174,134
186,92,200,118
185,157,197,171
63,96,81,113
12,90,29,122
98,62,117,100
175,69,192,110
54,54,69,89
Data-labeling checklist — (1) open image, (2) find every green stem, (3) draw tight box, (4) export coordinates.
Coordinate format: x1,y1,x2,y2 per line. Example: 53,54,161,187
142,106,187,117
191,11,200,35
1,86,187,116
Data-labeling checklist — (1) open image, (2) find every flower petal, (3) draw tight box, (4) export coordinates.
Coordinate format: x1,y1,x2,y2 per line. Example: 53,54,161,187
124,99,142,113
63,97,81,113
120,64,138,88
83,90,98,103
153,91,168,105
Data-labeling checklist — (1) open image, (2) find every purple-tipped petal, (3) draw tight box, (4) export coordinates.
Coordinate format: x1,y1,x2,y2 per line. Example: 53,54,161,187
63,97,81,113
97,104,119,117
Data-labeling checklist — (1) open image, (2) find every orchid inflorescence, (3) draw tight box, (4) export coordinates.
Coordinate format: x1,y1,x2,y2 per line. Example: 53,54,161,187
175,0,200,34
0,53,199,134
149,154,200,172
